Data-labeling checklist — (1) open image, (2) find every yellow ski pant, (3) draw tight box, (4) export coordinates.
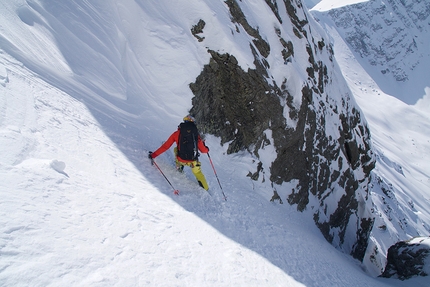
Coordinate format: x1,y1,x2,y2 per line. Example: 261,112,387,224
174,148,209,190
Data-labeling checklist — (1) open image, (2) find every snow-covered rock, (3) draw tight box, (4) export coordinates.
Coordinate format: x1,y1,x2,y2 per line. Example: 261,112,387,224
311,0,430,104
309,0,430,277
381,237,430,280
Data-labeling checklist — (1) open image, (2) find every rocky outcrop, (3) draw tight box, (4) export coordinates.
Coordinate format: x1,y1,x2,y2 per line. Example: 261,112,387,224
190,49,284,155
191,19,206,42
189,0,375,262
381,237,430,280
310,0,430,275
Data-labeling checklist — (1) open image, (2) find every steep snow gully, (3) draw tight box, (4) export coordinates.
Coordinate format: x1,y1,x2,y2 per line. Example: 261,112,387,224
1,0,429,286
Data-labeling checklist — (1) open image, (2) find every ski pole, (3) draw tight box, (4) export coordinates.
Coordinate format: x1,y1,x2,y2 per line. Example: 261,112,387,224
207,153,227,201
152,160,179,195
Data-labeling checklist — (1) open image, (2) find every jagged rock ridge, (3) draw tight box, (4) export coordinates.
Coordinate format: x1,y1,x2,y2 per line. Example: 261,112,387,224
310,0,430,276
190,0,375,261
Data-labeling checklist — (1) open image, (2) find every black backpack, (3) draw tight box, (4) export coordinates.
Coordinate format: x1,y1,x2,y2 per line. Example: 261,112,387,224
177,121,200,161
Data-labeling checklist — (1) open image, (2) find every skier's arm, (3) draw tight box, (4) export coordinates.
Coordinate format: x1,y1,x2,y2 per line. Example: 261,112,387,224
151,131,179,158
197,136,209,154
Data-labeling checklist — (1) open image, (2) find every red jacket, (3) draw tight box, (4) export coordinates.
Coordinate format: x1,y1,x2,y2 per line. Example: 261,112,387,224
151,129,209,163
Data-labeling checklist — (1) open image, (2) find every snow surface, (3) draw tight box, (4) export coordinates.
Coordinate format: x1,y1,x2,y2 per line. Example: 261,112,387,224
0,0,429,286
303,0,321,9
312,0,370,11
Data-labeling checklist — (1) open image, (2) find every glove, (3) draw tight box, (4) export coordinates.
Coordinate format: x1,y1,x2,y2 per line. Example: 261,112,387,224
148,151,154,165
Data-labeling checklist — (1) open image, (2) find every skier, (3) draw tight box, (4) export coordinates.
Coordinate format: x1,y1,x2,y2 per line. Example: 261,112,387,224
148,115,210,191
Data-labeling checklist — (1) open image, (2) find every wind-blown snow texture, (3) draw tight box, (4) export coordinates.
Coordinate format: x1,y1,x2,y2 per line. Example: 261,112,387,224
0,0,429,286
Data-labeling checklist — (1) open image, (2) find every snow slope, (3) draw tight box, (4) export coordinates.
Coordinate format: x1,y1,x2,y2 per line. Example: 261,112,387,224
312,0,369,11
303,0,322,9
0,47,411,287
0,0,429,286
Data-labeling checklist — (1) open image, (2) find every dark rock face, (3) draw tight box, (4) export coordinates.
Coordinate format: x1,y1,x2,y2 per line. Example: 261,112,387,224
381,237,430,280
191,19,206,42
190,50,285,155
190,0,375,262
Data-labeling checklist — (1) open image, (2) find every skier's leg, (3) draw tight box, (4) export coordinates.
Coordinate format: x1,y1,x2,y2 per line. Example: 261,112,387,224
173,147,184,172
190,161,209,190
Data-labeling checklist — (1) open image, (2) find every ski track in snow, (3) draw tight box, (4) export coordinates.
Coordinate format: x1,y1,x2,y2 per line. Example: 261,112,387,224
0,0,429,286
